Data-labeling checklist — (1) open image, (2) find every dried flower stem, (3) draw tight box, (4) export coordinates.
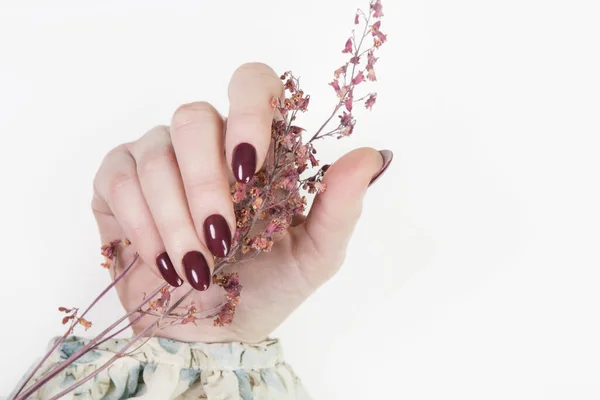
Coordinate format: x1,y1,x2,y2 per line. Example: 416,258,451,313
15,279,165,400
310,10,372,143
91,313,144,350
82,252,139,318
44,289,193,400
45,321,157,400
12,251,139,398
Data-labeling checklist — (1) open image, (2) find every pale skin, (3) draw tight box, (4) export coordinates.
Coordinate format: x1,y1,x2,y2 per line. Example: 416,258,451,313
91,62,387,344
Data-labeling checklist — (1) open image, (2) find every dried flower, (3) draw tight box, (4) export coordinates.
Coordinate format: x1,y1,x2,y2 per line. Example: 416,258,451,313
371,21,387,46
77,318,92,331
352,71,366,85
344,90,354,111
335,65,347,79
213,273,242,327
100,239,121,268
365,93,377,110
149,286,171,311
342,38,353,53
181,306,198,325
371,0,384,18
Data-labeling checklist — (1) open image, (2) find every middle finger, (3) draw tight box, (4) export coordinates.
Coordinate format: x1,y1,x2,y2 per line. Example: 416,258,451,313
129,125,213,291
170,102,235,259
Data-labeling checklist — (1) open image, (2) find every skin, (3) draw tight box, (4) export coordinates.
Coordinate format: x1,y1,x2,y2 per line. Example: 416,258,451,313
91,62,385,343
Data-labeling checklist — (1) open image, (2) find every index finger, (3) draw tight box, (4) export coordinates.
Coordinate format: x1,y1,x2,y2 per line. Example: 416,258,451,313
226,62,284,183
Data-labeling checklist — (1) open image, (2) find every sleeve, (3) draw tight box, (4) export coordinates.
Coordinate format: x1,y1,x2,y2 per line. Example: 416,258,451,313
10,335,312,400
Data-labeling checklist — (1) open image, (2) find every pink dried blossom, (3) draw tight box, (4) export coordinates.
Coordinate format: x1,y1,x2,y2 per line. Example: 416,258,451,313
371,20,387,44
367,68,377,81
344,90,354,111
350,55,361,65
367,50,378,68
181,306,198,325
365,93,377,110
352,71,366,85
334,64,347,78
342,38,353,53
339,111,352,126
329,80,341,93
213,273,242,327
100,239,121,268
371,0,384,17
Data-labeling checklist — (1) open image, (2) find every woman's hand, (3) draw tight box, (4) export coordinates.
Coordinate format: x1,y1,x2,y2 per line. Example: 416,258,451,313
91,62,391,343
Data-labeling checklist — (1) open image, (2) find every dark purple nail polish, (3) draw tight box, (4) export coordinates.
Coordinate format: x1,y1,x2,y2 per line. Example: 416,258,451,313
203,214,232,258
369,150,393,187
232,142,257,183
156,252,183,287
182,251,211,291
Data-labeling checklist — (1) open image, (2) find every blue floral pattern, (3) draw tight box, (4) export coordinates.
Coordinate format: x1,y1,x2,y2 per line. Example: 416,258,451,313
11,336,311,399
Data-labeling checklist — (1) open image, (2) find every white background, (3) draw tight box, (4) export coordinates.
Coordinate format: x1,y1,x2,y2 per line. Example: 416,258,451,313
1,0,599,398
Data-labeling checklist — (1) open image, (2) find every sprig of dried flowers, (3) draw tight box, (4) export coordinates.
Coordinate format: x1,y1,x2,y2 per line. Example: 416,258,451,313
12,1,386,398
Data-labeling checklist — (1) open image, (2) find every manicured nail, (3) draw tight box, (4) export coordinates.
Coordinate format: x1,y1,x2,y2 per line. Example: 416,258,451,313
203,214,232,258
156,252,183,287
369,150,393,187
232,142,257,183
182,251,211,291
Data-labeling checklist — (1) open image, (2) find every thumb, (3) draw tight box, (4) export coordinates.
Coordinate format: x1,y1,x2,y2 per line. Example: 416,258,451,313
293,147,393,281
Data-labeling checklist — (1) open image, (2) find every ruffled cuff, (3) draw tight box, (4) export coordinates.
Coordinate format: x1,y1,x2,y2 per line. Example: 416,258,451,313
12,336,312,400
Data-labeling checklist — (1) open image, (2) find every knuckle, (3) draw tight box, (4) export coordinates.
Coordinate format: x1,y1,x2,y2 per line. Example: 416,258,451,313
320,204,353,231
106,143,129,158
94,144,133,201
297,229,327,269
106,171,136,203
185,175,225,197
153,218,184,238
236,62,276,76
294,226,345,288
231,62,283,94
133,126,170,147
97,144,129,174
172,102,218,131
147,125,170,138
227,109,265,124
128,221,154,245
90,189,110,215
136,146,177,176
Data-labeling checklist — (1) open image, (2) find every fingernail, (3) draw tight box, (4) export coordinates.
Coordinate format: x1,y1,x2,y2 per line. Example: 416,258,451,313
203,214,232,258
156,252,183,287
182,251,211,291
232,142,257,183
369,150,393,187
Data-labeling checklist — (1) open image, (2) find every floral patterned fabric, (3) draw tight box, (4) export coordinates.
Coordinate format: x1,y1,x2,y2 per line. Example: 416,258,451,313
11,336,311,400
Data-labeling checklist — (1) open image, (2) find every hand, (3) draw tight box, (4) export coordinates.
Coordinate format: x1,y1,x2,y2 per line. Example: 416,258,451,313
91,62,392,343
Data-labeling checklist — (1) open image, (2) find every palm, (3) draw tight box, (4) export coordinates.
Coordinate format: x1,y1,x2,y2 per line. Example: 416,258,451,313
112,227,313,343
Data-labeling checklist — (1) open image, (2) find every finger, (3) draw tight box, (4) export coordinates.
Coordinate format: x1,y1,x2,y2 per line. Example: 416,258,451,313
129,126,213,291
170,102,234,258
293,148,393,281
92,143,183,286
226,62,284,183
